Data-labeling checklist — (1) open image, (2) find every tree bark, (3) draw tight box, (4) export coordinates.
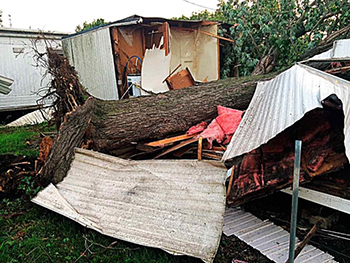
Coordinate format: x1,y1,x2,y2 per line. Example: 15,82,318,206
40,73,279,184
40,98,96,184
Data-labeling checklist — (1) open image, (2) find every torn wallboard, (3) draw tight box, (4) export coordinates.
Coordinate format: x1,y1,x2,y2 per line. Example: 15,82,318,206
141,47,170,94
32,148,227,263
222,63,350,162
223,207,337,263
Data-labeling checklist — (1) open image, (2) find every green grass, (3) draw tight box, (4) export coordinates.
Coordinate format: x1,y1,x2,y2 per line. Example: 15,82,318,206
0,123,55,157
0,201,200,263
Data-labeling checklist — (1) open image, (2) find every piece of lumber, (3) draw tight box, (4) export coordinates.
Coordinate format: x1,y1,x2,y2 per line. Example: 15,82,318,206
201,152,222,160
285,222,319,263
326,65,350,74
226,167,235,199
162,64,181,83
154,137,198,159
145,134,196,147
172,145,196,158
281,187,350,215
199,29,235,43
198,137,203,161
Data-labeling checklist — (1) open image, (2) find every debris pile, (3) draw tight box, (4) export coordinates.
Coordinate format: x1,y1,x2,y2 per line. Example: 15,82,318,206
4,39,350,263
0,154,36,194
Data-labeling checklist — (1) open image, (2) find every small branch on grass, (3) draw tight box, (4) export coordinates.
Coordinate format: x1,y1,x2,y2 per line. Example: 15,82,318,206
76,234,140,262
39,244,53,263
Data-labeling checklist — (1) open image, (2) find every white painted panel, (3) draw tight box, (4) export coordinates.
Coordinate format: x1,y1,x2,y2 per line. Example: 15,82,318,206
141,48,170,94
170,25,218,82
281,187,350,215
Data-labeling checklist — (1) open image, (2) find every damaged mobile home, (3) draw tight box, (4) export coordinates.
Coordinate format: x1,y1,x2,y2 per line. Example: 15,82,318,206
31,39,350,263
62,15,226,100
0,27,67,111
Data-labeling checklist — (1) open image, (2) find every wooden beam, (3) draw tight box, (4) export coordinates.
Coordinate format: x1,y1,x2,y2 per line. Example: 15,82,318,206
163,22,170,56
145,134,196,147
179,27,235,43
285,222,319,263
198,137,203,161
325,65,350,74
154,137,198,159
198,29,235,43
281,187,350,215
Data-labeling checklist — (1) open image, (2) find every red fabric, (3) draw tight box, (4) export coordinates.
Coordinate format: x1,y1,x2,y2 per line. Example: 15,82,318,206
186,121,207,135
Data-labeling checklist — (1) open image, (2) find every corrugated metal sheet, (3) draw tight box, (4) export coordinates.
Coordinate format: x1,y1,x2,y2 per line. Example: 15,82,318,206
32,148,226,263
223,207,337,263
0,75,13,94
308,39,350,61
223,64,350,162
7,107,53,127
0,33,60,111
62,28,119,100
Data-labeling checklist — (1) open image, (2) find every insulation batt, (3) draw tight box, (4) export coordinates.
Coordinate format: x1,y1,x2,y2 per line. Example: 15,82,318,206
187,106,244,148
228,109,348,204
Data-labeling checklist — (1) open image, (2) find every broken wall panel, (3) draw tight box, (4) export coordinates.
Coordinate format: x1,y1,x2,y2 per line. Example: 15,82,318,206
63,28,118,100
141,48,170,94
33,148,227,263
170,25,219,82
116,27,144,76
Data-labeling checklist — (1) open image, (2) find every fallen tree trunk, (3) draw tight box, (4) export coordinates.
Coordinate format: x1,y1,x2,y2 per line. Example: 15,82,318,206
88,75,276,153
41,73,279,184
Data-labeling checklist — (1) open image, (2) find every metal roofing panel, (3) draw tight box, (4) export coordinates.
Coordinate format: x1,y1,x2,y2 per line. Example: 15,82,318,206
223,207,336,263
223,64,350,162
0,75,13,94
6,107,53,127
62,28,119,100
307,39,350,61
32,148,226,263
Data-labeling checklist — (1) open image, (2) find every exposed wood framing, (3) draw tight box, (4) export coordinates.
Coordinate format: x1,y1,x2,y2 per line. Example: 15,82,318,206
145,134,196,147
163,22,169,56
281,187,350,215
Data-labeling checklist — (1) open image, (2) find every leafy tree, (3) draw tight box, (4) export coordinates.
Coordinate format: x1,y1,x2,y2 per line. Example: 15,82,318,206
75,18,108,33
178,1,350,77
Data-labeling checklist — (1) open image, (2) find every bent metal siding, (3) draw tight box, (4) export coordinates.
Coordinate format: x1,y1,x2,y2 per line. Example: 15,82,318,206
33,148,226,263
62,28,119,100
0,31,62,111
